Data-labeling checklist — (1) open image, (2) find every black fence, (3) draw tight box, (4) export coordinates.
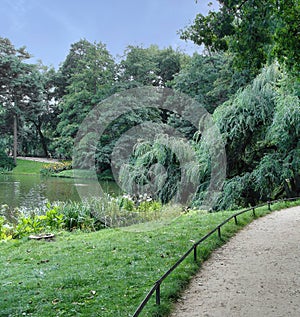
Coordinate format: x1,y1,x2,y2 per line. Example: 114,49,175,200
132,197,300,316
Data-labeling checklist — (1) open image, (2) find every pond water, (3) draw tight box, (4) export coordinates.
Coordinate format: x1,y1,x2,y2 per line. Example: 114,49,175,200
0,173,120,212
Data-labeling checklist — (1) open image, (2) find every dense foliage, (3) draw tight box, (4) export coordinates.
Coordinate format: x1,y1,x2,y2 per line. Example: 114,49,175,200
0,149,15,171
214,65,300,209
0,1,299,210
181,0,300,77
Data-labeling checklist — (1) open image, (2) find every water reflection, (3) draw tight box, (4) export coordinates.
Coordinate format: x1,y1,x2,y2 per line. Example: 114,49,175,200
0,174,120,212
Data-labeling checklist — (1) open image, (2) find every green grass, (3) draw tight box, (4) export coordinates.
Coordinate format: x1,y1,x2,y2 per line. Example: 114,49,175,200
12,159,50,175
53,169,113,181
54,169,97,180
12,158,110,181
0,199,299,317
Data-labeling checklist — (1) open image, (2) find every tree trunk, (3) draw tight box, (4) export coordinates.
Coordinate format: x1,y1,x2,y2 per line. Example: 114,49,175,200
38,127,49,158
34,120,49,157
13,114,17,165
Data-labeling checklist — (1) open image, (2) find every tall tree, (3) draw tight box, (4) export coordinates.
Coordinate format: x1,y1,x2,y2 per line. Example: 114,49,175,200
73,45,188,173
20,65,60,157
171,52,248,113
53,39,115,158
0,37,32,163
118,45,185,88
181,0,300,77
214,64,300,209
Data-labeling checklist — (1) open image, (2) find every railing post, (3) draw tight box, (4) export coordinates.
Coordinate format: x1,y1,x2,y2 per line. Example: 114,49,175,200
252,207,256,217
156,283,161,306
194,245,197,262
217,226,221,239
234,215,238,225
268,201,271,211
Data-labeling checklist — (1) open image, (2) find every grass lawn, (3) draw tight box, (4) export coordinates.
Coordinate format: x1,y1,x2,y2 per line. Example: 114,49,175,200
54,169,97,180
1,199,299,317
10,158,110,181
12,159,50,175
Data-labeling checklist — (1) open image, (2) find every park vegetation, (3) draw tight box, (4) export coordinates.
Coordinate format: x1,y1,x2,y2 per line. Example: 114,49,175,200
0,199,299,316
0,1,299,316
0,0,299,212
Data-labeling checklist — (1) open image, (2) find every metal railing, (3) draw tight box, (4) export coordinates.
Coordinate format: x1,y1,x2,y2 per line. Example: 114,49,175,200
132,197,300,317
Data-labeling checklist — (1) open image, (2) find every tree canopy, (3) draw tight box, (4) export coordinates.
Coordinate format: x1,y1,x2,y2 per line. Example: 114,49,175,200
0,0,299,212
181,0,300,77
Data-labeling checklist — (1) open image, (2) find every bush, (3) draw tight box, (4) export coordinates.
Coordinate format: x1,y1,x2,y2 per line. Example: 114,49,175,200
12,204,64,239
0,195,168,240
61,201,96,231
0,216,13,240
40,161,72,176
0,150,15,172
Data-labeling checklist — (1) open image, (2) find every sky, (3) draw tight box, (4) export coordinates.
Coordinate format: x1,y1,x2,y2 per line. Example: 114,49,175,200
0,0,218,69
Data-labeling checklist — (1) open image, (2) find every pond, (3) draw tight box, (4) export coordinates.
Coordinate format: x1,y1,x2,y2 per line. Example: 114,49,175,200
0,173,120,212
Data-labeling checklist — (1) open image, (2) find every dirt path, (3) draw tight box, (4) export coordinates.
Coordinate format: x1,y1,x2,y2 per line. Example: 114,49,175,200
170,206,300,317
17,156,59,163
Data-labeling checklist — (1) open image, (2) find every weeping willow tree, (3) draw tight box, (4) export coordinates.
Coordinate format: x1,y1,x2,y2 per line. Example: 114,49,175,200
73,85,226,209
118,125,202,204
117,114,226,208
259,74,300,198
214,64,300,210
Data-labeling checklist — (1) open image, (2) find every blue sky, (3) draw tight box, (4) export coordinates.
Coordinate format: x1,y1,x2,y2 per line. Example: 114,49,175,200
1,0,217,68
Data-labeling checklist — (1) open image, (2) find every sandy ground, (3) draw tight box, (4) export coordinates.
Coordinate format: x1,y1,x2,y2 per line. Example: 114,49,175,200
170,206,300,317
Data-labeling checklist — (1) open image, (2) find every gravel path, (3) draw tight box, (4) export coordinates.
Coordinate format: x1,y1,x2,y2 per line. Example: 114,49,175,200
17,156,59,163
170,206,300,317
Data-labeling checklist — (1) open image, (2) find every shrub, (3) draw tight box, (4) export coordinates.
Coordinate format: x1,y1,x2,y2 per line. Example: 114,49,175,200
9,204,64,239
0,216,13,240
137,196,162,213
43,204,64,229
0,150,15,172
61,201,97,231
40,161,72,176
117,194,135,211
0,195,168,240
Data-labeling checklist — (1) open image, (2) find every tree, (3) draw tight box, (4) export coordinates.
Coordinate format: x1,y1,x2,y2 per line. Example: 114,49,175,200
20,65,60,157
171,52,248,113
273,0,300,76
76,46,188,174
181,0,300,77
263,73,300,198
0,37,62,159
53,39,116,158
118,45,185,87
0,37,32,163
214,64,300,209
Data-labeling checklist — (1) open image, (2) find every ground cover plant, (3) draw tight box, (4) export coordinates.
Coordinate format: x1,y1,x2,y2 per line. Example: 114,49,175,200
1,199,299,317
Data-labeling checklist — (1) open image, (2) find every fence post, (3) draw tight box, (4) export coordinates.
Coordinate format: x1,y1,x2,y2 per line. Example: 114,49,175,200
217,226,221,239
194,245,197,262
156,283,161,306
252,207,256,217
234,215,238,225
268,201,271,211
